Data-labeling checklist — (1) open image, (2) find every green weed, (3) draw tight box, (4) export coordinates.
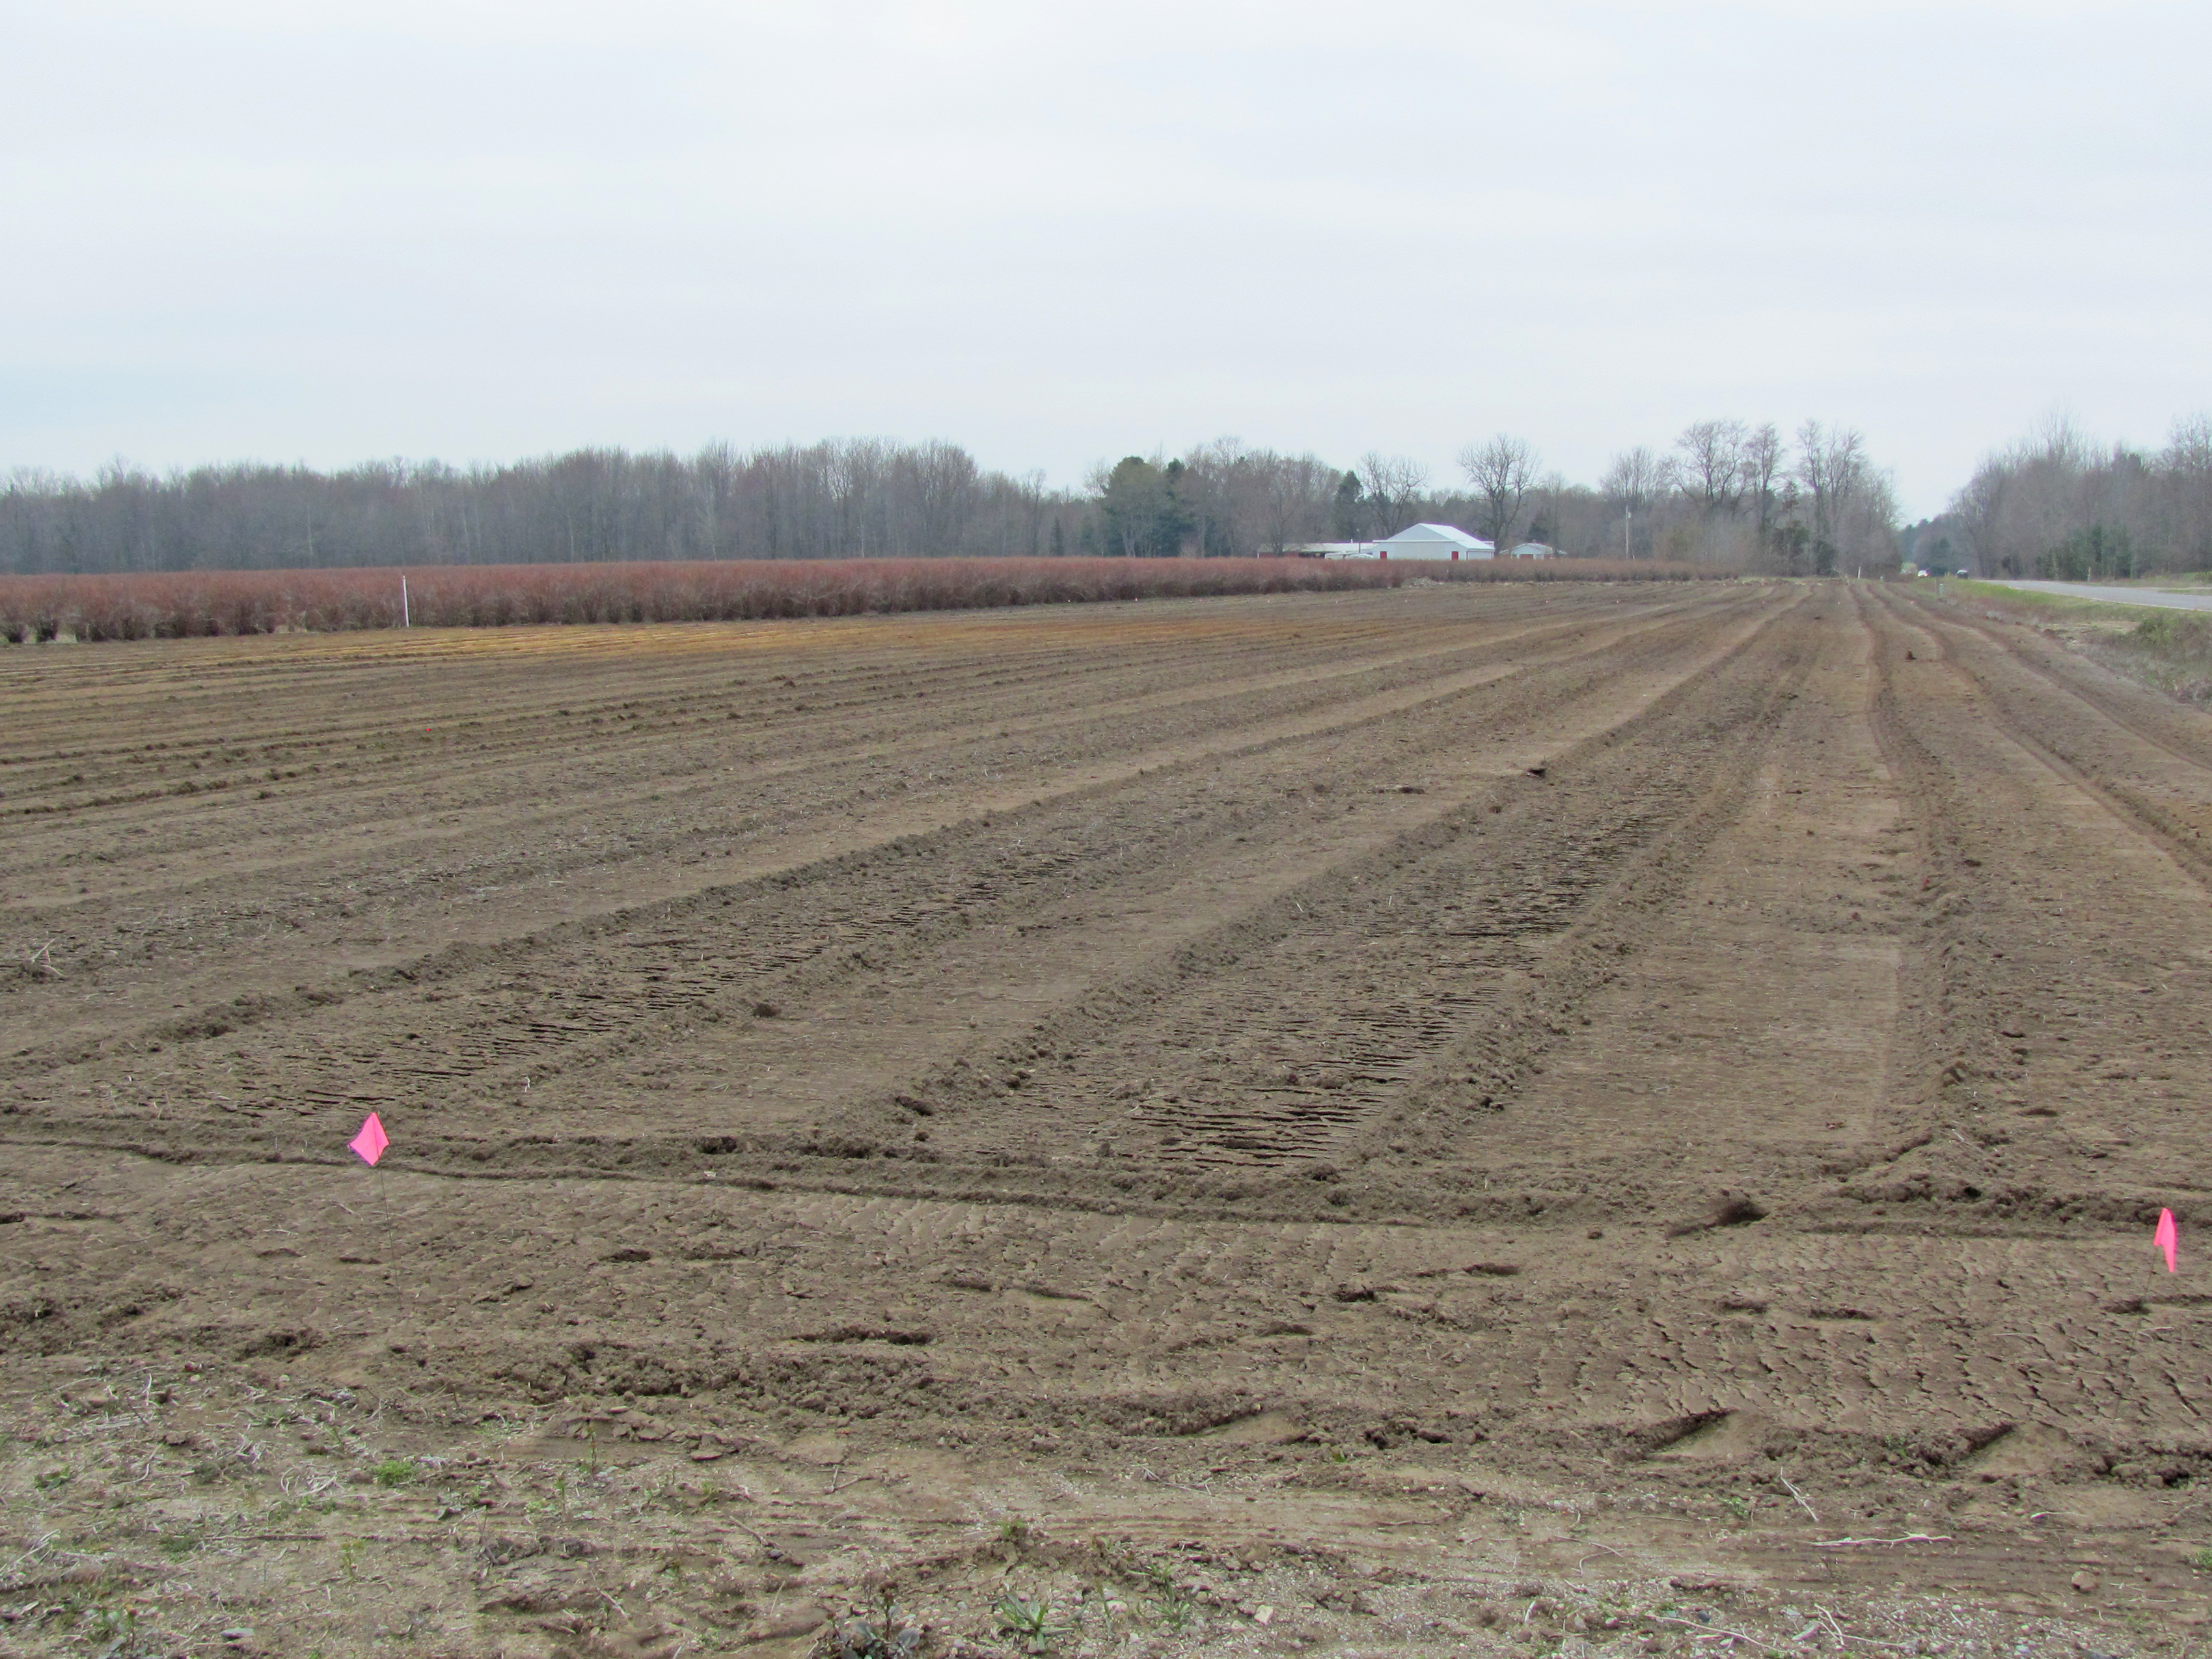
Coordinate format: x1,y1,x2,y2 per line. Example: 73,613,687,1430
370,1458,416,1487
87,1602,139,1645
830,1585,922,1658
994,1590,1071,1654
1144,1565,1196,1634
1077,1585,1118,1645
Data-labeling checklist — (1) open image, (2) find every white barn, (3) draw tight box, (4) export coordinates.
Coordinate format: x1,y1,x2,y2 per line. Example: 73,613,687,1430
1372,523,1495,560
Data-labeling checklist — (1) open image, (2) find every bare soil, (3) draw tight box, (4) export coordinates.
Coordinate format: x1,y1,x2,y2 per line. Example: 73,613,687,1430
4,581,2211,1658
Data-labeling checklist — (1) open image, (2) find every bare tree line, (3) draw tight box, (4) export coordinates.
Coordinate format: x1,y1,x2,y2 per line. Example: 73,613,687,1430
1576,420,1899,574
0,442,1078,575
4,421,1902,576
1092,420,1900,571
1926,415,2212,579
1317,420,1898,573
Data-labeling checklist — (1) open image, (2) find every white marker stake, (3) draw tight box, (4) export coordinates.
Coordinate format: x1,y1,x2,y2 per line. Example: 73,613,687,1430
401,575,411,628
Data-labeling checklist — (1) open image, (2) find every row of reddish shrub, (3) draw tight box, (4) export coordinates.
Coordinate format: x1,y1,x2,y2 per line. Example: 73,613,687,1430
0,556,1721,642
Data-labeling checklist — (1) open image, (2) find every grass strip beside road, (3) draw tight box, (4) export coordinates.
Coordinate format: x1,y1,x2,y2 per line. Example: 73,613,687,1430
1948,580,2212,704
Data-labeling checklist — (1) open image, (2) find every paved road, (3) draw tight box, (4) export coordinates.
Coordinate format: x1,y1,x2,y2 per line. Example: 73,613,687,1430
1988,579,2212,612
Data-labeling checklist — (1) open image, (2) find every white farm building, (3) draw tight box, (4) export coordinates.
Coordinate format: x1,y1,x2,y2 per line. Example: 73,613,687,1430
1371,523,1495,560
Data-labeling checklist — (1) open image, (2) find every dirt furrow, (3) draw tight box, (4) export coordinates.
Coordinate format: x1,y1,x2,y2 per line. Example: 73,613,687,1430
1885,588,2212,889
881,592,1817,1205
1,590,1733,1055
2,592,1768,1163
9,583,2212,1656
1846,584,2212,1231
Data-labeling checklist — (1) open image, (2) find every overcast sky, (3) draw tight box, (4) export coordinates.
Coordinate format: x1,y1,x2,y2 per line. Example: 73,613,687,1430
3,1,2205,514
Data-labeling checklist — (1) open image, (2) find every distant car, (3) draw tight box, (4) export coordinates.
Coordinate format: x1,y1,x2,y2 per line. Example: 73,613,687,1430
1956,569,1970,578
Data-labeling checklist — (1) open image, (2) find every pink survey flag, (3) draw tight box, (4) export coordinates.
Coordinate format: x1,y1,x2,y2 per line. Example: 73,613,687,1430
2156,1208,2179,1274
349,1112,390,1167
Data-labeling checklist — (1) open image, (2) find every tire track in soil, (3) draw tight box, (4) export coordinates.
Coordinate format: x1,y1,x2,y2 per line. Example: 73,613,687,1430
1432,583,1915,1235
0,590,1775,1173
2,589,1696,864
1922,592,2212,769
13,591,2212,1643
1843,584,2212,1234
0,594,1711,928
858,590,1822,1210
1889,589,2212,890
2,597,1760,1162
545,587,1818,1220
0,588,1727,1057
8,601,1543,907
20,1143,2209,1484
729,590,1799,1172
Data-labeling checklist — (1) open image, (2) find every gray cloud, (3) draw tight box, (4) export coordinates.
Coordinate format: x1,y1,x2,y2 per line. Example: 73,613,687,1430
3,0,2204,512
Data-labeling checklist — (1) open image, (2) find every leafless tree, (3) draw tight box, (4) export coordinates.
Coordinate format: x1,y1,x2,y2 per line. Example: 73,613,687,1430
1794,422,1886,573
1356,453,1430,538
1793,422,1853,560
1932,414,2211,578
1676,419,1747,516
1600,446,1672,556
1456,435,1541,550
1256,451,1340,554
1794,419,1832,545
0,419,1943,579
2162,414,2212,568
1135,439,1347,556
0,439,1113,574
1948,457,2010,575
1525,471,1569,548
1600,446,1669,514
1742,422,1784,540
2164,413,2212,477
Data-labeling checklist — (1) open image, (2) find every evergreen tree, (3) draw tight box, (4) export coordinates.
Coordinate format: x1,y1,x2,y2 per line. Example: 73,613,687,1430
1331,471,1365,540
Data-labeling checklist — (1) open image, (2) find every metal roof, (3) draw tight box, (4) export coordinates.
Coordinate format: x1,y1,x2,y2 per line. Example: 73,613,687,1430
1378,523,1491,550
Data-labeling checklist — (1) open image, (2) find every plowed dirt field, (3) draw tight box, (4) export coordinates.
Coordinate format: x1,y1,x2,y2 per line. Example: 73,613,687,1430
5,581,2210,1658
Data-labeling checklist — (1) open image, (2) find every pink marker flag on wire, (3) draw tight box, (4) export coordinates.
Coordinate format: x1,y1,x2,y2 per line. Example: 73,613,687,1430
349,1112,390,1167
2156,1208,2179,1274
